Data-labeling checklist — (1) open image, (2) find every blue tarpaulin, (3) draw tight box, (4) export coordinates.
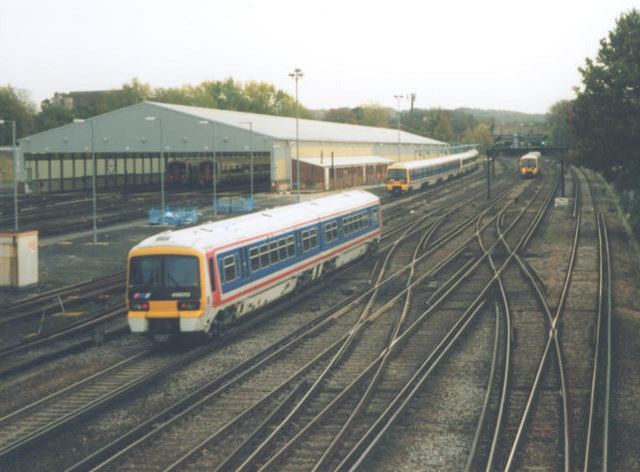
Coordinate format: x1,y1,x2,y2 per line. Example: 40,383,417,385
148,207,199,226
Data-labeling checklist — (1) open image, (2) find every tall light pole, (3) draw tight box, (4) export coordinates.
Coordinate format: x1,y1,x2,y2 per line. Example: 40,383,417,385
394,95,403,162
239,121,254,199
0,120,18,231
199,120,218,217
145,116,165,225
289,68,303,202
73,119,98,242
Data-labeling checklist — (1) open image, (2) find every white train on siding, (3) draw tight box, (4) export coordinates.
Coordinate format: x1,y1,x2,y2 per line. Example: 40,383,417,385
127,190,382,337
386,150,479,193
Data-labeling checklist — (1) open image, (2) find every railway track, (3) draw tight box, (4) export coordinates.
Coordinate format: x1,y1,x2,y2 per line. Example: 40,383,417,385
0,159,531,471
0,161,504,380
53,168,525,471
0,169,496,465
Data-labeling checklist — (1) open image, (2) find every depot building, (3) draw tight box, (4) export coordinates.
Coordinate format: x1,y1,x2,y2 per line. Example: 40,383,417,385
17,101,446,193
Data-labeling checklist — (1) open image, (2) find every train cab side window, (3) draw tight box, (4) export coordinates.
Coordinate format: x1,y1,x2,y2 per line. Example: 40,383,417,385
222,255,237,282
372,209,379,225
209,258,216,291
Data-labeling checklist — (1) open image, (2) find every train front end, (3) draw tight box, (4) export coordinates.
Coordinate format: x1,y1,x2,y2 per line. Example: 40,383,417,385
519,157,539,178
386,167,409,193
127,247,209,338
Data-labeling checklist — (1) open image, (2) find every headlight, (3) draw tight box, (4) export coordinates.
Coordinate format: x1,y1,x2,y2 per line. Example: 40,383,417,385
130,301,150,311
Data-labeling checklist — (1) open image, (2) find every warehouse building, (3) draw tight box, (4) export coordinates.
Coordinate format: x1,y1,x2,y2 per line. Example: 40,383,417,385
18,101,446,193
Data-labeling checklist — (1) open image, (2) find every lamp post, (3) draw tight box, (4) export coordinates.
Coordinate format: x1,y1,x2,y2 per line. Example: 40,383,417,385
239,121,254,199
289,68,303,202
0,119,18,231
145,116,165,225
199,120,218,217
394,95,403,162
73,119,98,242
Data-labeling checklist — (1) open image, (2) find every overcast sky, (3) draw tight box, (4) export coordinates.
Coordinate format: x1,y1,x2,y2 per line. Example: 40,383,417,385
2,0,637,114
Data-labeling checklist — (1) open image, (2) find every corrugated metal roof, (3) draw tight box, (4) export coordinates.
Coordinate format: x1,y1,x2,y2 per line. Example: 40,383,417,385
148,102,445,146
299,156,393,169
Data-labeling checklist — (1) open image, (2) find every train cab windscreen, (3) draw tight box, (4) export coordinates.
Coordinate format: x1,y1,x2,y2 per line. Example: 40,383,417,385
520,158,537,168
129,255,200,299
387,169,407,182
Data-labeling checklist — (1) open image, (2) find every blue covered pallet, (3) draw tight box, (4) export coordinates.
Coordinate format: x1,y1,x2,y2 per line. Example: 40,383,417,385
215,197,254,214
148,207,199,226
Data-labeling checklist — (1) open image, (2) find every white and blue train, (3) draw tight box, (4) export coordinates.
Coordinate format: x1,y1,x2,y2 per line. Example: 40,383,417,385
127,190,381,337
386,150,479,193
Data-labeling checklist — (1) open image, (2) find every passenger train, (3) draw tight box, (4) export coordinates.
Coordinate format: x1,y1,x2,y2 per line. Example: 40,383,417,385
519,152,541,178
127,190,381,338
385,150,479,193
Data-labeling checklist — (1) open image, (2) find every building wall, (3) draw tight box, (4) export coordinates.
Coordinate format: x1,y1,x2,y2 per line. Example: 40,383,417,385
287,140,427,162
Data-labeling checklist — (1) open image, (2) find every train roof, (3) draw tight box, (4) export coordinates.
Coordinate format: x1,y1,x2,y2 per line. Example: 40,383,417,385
387,150,479,170
520,153,540,160
132,190,380,253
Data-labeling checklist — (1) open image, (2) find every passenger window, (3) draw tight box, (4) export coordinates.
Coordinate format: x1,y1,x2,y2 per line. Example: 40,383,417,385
278,239,288,259
269,241,279,264
250,247,260,271
302,229,318,252
222,255,237,282
260,244,270,267
287,236,296,257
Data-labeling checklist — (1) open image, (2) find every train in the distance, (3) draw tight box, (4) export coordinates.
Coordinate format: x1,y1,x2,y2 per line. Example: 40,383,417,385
127,190,381,338
519,152,541,178
385,150,479,193
165,155,271,187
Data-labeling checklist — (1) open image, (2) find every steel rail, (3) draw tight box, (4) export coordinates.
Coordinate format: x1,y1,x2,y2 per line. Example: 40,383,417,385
308,215,447,472
503,168,581,472
235,181,521,472
231,209,447,472
338,165,559,471
252,174,549,472
583,209,604,471
602,212,612,471
465,302,502,472
465,183,519,472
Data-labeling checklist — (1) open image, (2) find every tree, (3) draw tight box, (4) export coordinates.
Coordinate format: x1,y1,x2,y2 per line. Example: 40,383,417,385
433,110,454,142
462,122,493,150
573,8,640,184
0,86,37,141
353,104,392,128
546,99,573,147
323,107,359,124
37,100,74,131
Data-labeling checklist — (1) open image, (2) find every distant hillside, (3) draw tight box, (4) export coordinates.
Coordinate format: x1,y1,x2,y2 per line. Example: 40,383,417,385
455,107,546,124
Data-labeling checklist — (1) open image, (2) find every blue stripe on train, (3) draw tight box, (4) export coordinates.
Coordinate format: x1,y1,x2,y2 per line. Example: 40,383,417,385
217,205,380,293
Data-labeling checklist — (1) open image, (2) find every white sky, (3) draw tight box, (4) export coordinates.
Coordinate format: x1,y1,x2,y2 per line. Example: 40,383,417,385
1,0,637,114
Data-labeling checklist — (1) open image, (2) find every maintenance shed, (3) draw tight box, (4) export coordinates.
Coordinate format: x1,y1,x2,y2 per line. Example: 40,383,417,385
18,101,446,193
